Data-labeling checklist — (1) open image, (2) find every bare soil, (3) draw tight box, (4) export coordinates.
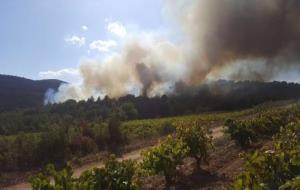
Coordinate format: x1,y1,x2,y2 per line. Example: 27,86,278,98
139,135,244,190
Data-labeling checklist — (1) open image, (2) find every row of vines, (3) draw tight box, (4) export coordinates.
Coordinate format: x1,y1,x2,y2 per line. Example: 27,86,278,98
29,105,300,190
225,105,300,148
233,120,300,189
30,120,213,190
225,105,300,189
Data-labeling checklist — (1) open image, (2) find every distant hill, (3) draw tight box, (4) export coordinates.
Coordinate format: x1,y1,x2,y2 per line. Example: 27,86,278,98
1,74,300,114
0,74,65,111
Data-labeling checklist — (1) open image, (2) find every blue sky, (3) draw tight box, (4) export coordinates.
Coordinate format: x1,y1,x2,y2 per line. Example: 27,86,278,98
0,0,164,80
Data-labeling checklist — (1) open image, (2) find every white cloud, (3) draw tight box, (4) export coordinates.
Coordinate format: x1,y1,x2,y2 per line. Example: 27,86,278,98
39,68,80,83
81,25,88,31
65,35,86,47
89,40,117,52
107,22,127,38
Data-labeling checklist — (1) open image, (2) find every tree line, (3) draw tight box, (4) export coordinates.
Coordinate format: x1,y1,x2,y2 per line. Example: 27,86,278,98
1,80,300,136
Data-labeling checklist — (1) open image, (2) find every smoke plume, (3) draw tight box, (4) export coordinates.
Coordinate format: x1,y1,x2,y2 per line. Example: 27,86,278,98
48,0,300,102
173,0,300,82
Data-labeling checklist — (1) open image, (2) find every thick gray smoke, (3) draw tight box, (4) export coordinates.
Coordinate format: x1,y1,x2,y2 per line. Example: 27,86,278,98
48,0,300,102
135,62,162,96
49,39,186,102
172,0,300,82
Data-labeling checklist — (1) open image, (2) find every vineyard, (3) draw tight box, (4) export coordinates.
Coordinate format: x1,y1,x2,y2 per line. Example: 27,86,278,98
121,108,255,140
25,102,300,190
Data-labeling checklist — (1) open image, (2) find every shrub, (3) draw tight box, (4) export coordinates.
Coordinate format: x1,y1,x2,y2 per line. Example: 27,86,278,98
14,133,39,170
159,122,176,136
121,103,138,120
37,125,68,166
101,155,137,190
107,114,126,153
30,155,137,190
140,136,189,186
80,122,95,139
233,121,300,190
92,123,109,151
176,120,213,170
78,155,137,190
279,176,300,190
225,119,257,148
225,106,300,149
30,164,75,190
69,135,97,156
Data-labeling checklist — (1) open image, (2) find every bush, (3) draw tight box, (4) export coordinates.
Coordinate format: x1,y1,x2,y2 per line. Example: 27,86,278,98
107,114,126,153
159,122,176,136
176,120,213,170
140,136,189,186
69,135,97,156
78,155,137,190
121,103,138,120
225,106,300,149
37,125,68,166
0,136,17,171
30,155,137,190
92,123,109,151
279,176,300,190
101,155,137,190
14,133,39,170
225,119,257,149
233,121,300,190
30,164,75,190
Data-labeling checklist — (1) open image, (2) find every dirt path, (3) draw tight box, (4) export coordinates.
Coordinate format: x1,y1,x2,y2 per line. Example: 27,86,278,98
2,148,147,190
211,125,224,139
73,148,146,177
3,126,224,190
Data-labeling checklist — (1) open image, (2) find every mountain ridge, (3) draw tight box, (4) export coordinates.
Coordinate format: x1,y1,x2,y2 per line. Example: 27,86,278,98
0,74,65,111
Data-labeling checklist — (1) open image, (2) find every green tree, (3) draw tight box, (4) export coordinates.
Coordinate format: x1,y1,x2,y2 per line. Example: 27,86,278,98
37,124,68,166
92,123,109,151
120,103,138,120
107,112,125,153
15,133,38,170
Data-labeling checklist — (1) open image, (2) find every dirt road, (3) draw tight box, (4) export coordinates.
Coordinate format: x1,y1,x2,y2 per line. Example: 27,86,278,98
2,148,146,190
3,126,224,190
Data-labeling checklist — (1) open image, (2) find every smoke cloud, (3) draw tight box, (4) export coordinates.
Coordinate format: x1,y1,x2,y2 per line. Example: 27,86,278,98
172,0,300,82
48,0,300,102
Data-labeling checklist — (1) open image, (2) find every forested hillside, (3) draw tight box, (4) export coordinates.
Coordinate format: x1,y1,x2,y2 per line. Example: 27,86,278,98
0,75,64,111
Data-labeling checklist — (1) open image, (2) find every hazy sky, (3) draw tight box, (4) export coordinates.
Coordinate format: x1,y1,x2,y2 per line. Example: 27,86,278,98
0,0,164,81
